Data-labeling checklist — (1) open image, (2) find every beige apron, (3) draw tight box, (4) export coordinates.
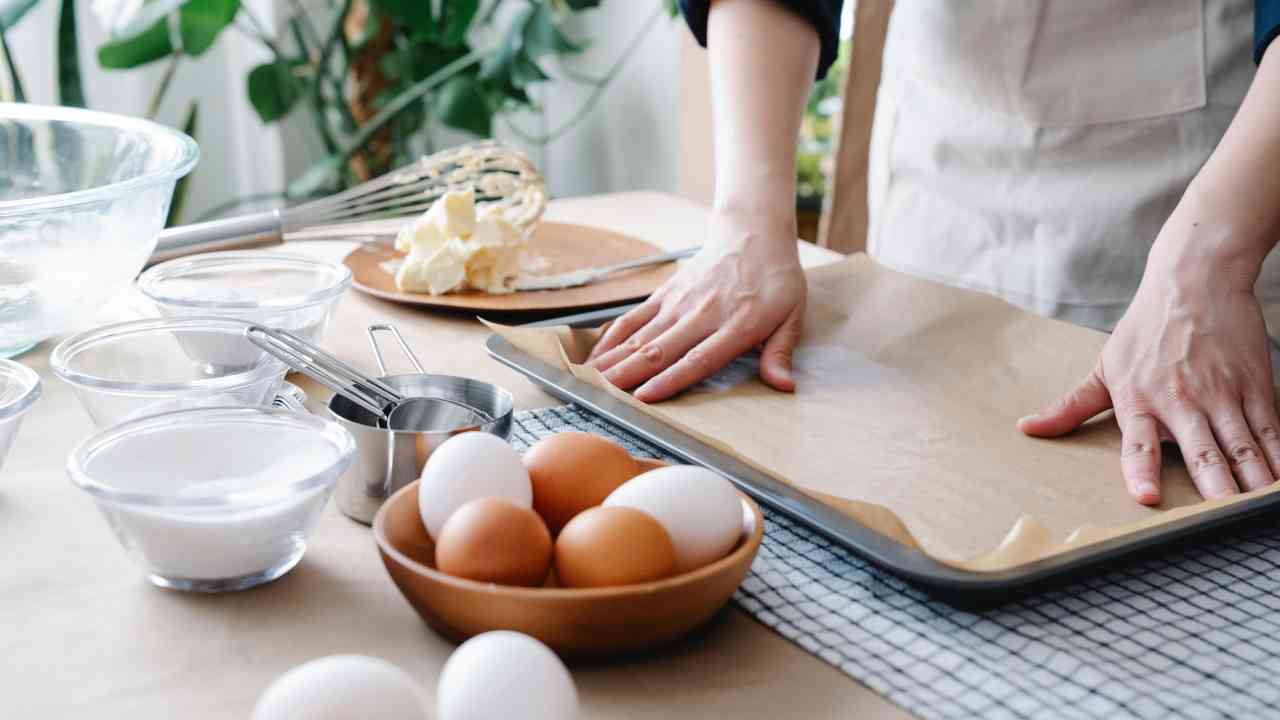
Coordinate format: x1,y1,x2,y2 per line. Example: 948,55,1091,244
866,0,1275,336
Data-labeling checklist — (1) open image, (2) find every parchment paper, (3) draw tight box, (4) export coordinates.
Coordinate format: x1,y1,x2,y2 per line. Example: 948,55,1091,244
489,254,1280,570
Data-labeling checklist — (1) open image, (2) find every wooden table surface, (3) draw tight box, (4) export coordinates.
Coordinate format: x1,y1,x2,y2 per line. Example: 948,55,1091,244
0,192,910,719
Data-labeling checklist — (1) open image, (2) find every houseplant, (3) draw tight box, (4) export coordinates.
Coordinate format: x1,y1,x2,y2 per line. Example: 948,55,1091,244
0,0,674,221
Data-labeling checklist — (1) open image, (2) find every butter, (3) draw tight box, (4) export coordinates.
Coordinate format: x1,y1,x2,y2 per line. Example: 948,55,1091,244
395,189,525,295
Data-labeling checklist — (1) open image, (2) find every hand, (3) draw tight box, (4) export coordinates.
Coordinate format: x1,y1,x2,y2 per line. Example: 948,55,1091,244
1019,243,1280,504
586,210,807,403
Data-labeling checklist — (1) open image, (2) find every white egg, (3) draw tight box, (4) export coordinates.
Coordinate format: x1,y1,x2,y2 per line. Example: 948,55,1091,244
419,432,531,540
438,631,578,720
253,655,427,720
604,465,743,572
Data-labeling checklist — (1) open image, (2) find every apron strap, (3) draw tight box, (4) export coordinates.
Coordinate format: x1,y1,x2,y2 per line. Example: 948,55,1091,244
818,0,894,255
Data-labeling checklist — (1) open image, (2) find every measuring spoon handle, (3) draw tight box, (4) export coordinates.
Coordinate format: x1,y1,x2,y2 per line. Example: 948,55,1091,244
246,326,398,420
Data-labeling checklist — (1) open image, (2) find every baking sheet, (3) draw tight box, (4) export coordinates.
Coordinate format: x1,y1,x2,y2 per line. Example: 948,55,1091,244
484,255,1280,594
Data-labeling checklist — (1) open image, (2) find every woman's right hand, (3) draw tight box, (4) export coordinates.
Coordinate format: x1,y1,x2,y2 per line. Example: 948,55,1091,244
590,0,821,402
586,209,806,403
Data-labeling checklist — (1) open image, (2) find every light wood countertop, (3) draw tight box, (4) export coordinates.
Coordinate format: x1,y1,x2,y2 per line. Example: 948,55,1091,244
0,192,910,719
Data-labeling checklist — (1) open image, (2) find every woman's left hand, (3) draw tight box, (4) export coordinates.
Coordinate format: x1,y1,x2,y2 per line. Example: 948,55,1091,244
1018,224,1280,505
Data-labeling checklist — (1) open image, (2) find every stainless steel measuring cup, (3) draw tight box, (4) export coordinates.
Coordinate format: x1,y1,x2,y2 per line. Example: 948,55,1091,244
326,324,513,524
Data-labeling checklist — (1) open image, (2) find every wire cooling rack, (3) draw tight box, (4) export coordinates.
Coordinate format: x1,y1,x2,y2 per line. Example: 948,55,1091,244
513,404,1280,720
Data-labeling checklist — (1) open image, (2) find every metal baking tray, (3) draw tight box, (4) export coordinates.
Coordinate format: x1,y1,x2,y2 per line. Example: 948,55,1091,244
486,305,1280,608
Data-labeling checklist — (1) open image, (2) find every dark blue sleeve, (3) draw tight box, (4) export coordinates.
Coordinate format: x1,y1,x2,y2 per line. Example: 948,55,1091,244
678,0,845,79
1259,0,1280,63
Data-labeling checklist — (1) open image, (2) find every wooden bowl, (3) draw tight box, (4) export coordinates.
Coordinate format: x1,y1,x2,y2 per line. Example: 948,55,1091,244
371,459,765,658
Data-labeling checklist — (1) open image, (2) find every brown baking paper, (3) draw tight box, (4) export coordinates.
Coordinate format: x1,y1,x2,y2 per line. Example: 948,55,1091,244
487,254,1279,570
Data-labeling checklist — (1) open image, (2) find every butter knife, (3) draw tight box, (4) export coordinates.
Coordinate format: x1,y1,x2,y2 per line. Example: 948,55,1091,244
513,246,699,292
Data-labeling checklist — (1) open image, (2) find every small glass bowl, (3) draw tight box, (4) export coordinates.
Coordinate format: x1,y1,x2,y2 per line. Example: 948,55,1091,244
50,317,286,428
67,406,355,592
136,252,352,345
0,359,40,473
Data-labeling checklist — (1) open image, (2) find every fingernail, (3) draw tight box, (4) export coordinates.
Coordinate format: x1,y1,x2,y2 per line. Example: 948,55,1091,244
1134,481,1158,498
1018,413,1039,425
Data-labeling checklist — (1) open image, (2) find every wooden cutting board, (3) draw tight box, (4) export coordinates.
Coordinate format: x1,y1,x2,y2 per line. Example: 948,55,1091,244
344,221,678,313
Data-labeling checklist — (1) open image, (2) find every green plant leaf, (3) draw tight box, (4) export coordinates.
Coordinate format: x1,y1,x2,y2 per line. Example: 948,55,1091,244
0,0,37,29
440,0,478,46
563,0,601,9
368,0,431,33
98,0,239,68
523,4,583,58
435,74,490,137
247,60,305,122
97,18,172,68
409,37,470,80
96,0,185,38
57,0,85,107
180,0,240,56
167,101,199,226
510,51,547,86
375,0,475,42
663,0,680,18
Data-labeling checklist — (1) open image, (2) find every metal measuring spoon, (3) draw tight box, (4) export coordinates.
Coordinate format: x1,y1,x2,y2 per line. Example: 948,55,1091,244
246,326,489,433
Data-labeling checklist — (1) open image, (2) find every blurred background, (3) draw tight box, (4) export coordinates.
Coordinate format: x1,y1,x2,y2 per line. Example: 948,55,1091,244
0,0,850,239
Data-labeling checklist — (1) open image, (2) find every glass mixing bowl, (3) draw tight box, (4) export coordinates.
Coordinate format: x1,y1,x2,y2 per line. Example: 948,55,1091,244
0,358,40,474
0,103,199,358
50,317,286,428
136,252,351,345
67,407,355,592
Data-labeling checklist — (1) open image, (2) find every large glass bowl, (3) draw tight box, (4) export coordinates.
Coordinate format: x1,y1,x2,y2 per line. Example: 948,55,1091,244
0,103,199,358
136,252,351,345
67,407,355,592
0,358,40,474
50,317,286,428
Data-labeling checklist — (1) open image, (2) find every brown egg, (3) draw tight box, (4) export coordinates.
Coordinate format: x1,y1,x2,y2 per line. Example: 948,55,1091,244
435,498,552,587
554,506,677,588
524,432,643,535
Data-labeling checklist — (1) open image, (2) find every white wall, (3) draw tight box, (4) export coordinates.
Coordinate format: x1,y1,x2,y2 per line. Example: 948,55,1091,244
511,2,683,199
5,0,682,218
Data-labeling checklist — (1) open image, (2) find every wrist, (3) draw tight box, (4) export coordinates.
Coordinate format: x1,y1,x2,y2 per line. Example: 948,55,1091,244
1147,182,1272,291
708,206,801,260
713,165,796,216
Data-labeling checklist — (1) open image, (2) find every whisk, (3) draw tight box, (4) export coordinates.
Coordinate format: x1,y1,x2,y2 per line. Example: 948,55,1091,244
149,141,547,264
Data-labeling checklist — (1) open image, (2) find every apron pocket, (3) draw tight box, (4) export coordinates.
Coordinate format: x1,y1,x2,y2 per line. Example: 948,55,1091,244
899,0,1207,128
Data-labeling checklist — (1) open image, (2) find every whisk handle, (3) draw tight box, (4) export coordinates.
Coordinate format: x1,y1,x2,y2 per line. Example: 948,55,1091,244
148,209,284,266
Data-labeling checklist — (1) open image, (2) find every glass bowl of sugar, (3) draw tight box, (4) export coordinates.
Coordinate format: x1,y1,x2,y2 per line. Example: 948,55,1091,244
67,406,355,592
51,316,287,428
136,252,352,345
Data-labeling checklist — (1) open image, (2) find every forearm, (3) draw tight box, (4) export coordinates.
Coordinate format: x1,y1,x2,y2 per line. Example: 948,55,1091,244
1154,44,1280,285
706,0,819,225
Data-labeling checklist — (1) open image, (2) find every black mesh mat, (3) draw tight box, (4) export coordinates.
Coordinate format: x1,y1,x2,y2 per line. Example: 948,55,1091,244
513,404,1280,720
